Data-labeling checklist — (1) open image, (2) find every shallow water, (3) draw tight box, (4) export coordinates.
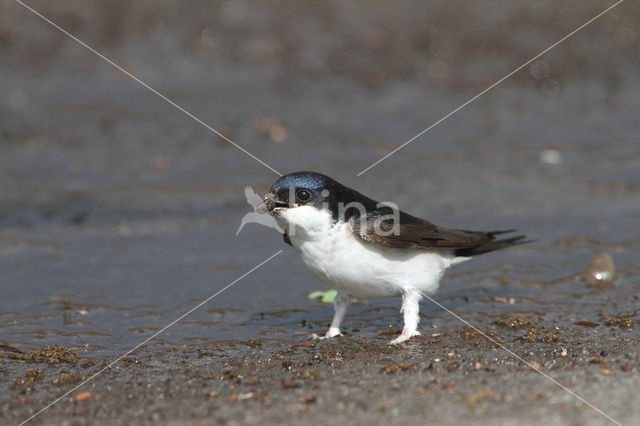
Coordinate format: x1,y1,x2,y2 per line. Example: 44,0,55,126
1,0,639,358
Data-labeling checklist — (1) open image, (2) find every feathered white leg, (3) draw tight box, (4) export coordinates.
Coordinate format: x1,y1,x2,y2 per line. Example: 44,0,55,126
389,289,423,345
324,291,351,338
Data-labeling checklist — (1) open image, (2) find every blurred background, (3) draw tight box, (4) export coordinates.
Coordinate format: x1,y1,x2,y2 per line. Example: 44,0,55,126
0,0,638,355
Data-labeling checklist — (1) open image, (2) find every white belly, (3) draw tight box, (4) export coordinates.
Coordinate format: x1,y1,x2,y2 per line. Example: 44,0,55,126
282,207,461,298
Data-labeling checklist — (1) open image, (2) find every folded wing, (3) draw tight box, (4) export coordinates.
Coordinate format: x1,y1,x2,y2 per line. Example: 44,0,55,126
350,209,528,256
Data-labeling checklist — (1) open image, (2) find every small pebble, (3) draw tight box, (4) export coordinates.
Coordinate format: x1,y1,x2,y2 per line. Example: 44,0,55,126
540,149,562,165
583,252,615,287
76,392,93,402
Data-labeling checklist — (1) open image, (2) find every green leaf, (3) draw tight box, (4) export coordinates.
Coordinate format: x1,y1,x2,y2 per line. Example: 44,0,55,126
308,289,337,303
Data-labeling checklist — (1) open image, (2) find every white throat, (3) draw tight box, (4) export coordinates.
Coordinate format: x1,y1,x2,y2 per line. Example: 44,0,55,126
277,206,335,241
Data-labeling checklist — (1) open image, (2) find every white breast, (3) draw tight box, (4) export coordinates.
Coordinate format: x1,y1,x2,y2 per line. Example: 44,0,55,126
279,206,462,299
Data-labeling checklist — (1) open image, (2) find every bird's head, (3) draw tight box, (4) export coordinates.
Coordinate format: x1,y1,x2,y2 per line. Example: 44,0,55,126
262,171,379,233
263,171,334,216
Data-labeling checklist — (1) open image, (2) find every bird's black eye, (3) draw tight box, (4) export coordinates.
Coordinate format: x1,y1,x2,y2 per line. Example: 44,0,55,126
295,189,312,203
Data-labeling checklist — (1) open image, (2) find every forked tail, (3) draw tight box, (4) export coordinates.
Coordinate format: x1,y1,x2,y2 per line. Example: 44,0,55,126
454,230,531,257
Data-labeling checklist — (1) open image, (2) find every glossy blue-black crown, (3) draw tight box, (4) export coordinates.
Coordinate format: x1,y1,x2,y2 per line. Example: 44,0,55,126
268,171,379,218
270,171,332,193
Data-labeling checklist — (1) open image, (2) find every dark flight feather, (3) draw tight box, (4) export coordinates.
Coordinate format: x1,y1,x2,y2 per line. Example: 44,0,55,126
351,209,528,256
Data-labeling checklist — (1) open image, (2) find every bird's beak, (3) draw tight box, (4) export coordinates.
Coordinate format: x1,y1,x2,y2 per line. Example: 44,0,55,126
261,192,287,214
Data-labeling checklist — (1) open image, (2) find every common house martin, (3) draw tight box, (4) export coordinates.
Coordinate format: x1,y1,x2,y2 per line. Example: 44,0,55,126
263,171,528,344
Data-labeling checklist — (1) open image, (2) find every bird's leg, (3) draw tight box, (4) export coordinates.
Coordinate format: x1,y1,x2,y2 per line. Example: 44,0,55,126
389,289,423,345
324,291,351,338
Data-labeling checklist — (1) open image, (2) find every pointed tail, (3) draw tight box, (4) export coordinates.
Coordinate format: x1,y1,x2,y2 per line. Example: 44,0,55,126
454,231,532,257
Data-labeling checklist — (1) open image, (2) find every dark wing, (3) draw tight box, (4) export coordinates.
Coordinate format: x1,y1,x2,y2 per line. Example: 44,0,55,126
283,227,292,247
350,209,528,256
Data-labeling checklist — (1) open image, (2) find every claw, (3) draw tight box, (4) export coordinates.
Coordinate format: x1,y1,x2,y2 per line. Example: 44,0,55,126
325,326,342,338
389,329,421,345
311,329,343,340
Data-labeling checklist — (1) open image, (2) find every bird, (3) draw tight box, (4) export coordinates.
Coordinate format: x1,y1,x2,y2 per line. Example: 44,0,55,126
236,186,283,236
262,171,528,344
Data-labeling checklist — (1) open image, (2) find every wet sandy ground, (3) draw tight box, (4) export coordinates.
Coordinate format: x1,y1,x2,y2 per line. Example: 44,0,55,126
1,0,640,424
2,315,640,425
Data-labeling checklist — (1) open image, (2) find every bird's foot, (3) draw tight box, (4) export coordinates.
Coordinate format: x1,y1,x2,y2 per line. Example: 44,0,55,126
389,329,421,345
312,327,342,340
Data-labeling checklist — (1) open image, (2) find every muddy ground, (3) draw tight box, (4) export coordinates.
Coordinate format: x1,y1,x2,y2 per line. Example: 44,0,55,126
1,0,639,425
3,313,640,425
